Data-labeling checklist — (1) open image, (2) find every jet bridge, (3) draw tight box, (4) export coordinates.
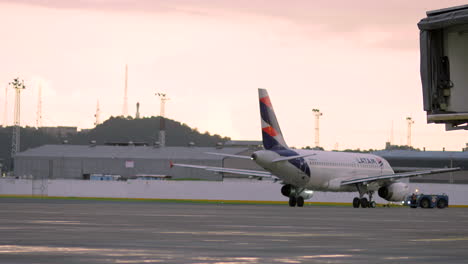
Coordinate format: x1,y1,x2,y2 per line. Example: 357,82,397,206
418,5,468,130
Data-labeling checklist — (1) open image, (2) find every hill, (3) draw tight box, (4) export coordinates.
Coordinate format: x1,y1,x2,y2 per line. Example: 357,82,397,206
0,116,230,171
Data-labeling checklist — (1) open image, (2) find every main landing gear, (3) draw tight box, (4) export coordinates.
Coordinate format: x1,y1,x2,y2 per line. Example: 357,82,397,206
352,197,376,208
282,185,308,207
352,185,376,208
289,196,304,207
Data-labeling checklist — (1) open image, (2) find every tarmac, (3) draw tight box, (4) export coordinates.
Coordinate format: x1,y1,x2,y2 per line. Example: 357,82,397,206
0,198,467,264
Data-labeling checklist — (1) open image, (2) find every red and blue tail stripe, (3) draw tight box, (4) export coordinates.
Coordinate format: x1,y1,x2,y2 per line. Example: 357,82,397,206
258,88,288,150
258,88,311,177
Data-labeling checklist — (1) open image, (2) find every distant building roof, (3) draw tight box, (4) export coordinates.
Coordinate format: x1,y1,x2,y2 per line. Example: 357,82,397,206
16,145,248,160
224,140,262,147
373,150,468,160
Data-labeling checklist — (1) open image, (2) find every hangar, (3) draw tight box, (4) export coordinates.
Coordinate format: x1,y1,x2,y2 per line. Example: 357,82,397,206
13,144,260,181
13,142,468,184
373,150,468,184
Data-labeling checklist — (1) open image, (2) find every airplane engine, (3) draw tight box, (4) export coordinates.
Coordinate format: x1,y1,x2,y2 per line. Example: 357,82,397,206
281,184,293,197
378,182,409,202
299,190,314,200
281,185,314,200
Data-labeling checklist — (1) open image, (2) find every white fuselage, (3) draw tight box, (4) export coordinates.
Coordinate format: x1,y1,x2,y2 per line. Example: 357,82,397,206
253,149,394,192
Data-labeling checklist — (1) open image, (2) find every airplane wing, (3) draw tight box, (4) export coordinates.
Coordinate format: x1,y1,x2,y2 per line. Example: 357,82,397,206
170,162,276,179
341,167,460,185
204,152,252,159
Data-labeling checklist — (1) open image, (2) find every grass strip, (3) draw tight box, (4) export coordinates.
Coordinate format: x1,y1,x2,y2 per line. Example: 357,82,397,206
1,195,467,207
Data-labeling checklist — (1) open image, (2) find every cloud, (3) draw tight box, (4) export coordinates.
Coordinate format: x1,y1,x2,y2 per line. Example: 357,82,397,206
4,0,466,28
3,0,466,51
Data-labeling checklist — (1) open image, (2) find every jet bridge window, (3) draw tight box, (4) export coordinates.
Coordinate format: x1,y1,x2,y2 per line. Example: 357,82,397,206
419,5,468,130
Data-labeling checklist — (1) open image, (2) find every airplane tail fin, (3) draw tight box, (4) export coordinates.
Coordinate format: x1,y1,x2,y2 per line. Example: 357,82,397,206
258,88,288,150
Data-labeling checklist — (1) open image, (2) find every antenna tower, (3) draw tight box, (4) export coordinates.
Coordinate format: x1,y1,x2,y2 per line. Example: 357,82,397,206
312,109,323,148
2,85,7,126
94,100,100,126
156,93,170,147
406,117,415,147
122,64,128,117
9,78,26,165
36,83,42,128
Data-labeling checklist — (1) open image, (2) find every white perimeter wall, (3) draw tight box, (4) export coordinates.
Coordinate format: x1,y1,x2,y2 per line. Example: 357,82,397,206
1,178,467,205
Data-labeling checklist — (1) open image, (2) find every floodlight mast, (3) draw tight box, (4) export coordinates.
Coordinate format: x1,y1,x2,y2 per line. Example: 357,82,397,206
156,93,169,117
94,100,100,126
312,109,323,148
406,117,415,147
9,78,26,168
156,93,170,147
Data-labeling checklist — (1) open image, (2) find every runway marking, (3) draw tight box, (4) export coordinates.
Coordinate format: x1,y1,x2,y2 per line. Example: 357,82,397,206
28,220,82,225
347,249,366,252
0,245,169,258
275,259,301,263
115,260,164,263
192,256,259,263
212,225,265,229
300,255,352,259
411,237,468,242
384,257,412,260
0,227,23,230
160,231,349,237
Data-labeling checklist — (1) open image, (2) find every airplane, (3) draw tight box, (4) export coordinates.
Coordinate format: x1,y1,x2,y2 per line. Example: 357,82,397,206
171,88,459,207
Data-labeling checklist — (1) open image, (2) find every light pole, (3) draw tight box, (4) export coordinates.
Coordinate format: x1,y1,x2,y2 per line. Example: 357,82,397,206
156,93,170,147
9,78,26,170
312,109,322,148
406,117,415,147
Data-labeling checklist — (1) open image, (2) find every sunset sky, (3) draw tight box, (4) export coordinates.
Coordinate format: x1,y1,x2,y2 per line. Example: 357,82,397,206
1,0,467,151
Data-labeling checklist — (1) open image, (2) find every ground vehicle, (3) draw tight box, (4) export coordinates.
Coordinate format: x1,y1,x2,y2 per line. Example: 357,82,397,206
405,193,449,209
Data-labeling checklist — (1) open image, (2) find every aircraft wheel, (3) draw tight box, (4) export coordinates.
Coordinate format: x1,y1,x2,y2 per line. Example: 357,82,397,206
360,198,369,208
352,197,360,208
369,201,376,208
297,197,304,207
289,196,297,207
